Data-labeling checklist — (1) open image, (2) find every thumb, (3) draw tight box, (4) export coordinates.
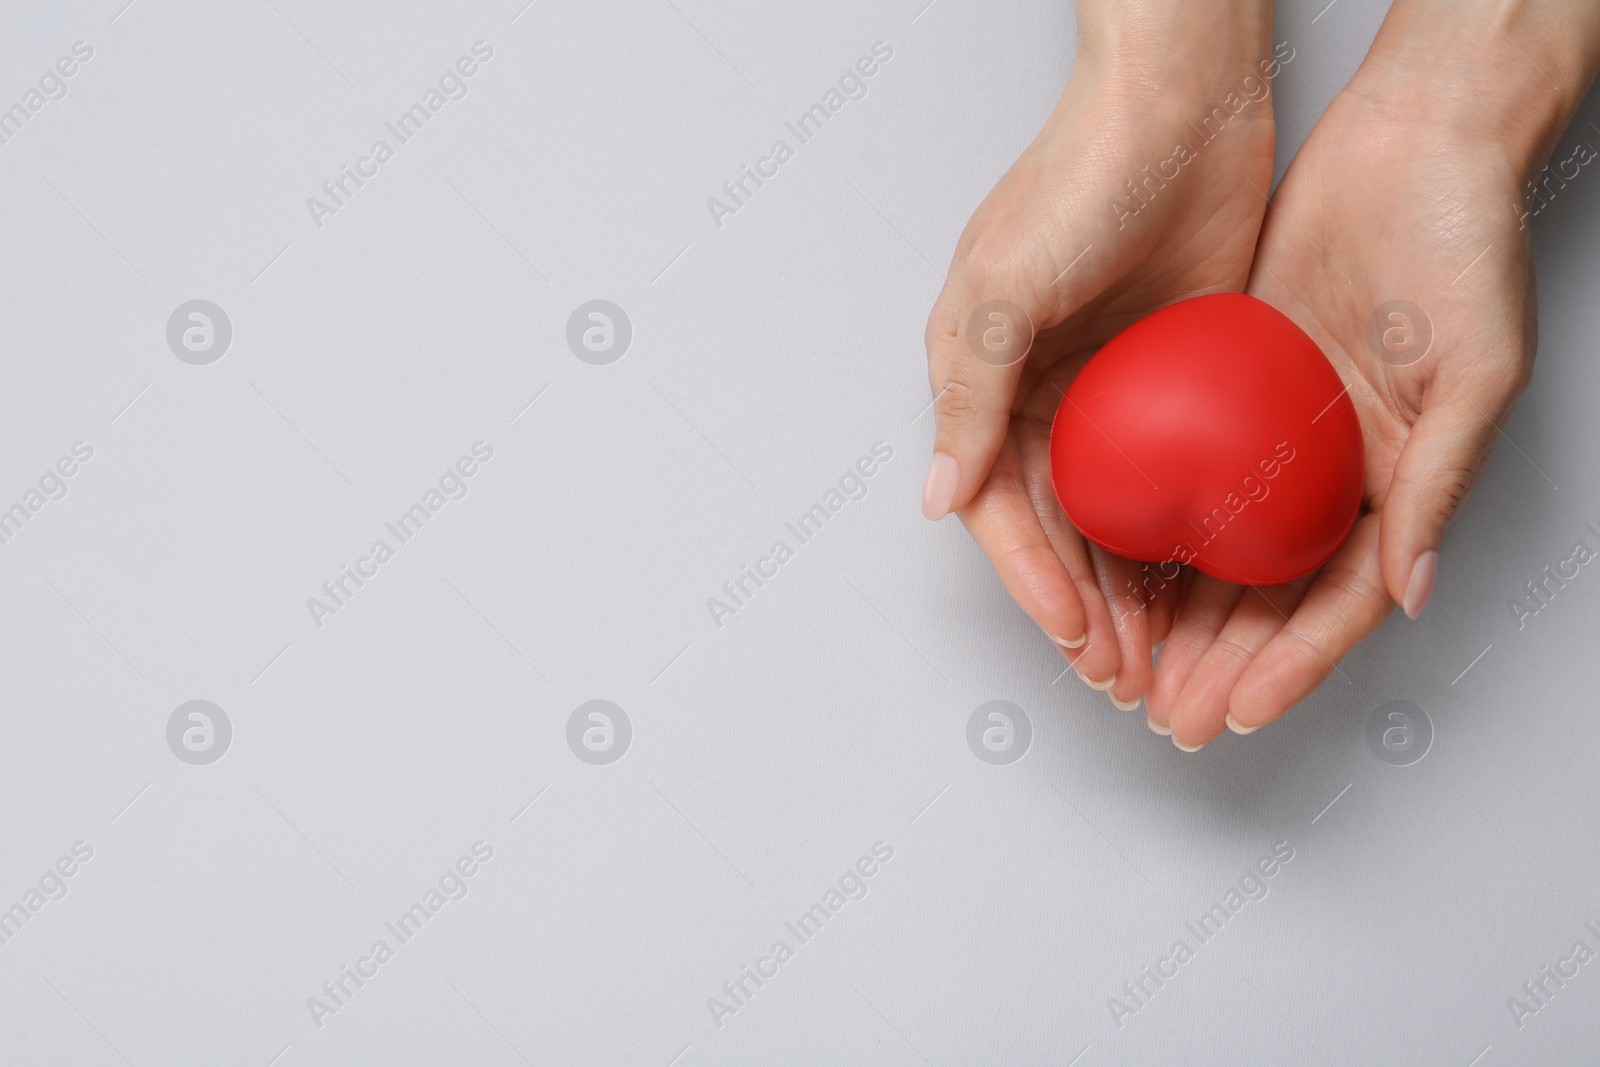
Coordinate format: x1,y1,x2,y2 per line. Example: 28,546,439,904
921,243,1082,520
1380,376,1520,617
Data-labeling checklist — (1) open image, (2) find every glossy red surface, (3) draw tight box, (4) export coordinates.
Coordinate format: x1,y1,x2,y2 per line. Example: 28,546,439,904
1049,293,1364,585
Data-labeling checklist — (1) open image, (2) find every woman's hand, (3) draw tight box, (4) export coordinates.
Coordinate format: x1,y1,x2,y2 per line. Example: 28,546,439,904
1148,0,1600,748
923,2,1280,707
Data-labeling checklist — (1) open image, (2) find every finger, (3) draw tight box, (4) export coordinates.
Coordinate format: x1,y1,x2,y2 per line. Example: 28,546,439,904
1230,515,1393,730
1146,575,1244,734
923,189,1029,394
1381,368,1525,618
1166,577,1313,750
1144,562,1188,647
924,279,963,397
1018,425,1122,684
956,434,1094,658
1092,547,1154,712
923,246,1039,520
924,230,1107,521
1017,428,1120,684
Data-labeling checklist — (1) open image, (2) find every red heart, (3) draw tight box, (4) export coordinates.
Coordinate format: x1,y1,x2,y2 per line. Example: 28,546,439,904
1049,293,1364,586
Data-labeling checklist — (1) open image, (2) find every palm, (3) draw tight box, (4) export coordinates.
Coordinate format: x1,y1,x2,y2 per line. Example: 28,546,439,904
1248,89,1532,521
1148,83,1536,742
933,73,1278,695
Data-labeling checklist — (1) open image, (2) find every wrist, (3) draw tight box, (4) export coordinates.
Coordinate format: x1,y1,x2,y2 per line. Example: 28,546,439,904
1073,0,1278,109
1351,0,1600,174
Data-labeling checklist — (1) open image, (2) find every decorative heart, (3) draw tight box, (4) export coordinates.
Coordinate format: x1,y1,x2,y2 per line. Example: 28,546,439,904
1049,293,1364,586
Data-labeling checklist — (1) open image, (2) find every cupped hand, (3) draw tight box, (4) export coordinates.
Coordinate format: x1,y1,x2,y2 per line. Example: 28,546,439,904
1148,65,1541,748
924,16,1278,707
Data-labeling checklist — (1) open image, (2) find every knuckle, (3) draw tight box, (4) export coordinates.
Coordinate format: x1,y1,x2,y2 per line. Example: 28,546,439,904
962,239,1018,295
1394,464,1473,525
1025,461,1067,521
1210,635,1257,669
924,287,961,356
935,374,986,424
1439,476,1476,524
995,543,1063,604
1316,560,1386,611
1071,572,1114,619
1104,575,1148,616
1183,608,1230,644
1274,624,1334,672
967,471,1029,526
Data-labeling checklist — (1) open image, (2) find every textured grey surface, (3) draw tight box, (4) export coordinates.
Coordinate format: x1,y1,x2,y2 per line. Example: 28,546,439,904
1,1,1597,1064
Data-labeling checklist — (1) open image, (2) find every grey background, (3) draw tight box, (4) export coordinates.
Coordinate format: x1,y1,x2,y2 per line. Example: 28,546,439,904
1,0,1597,1064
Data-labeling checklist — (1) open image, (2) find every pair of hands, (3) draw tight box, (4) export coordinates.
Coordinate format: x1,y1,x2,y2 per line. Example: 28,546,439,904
922,2,1590,749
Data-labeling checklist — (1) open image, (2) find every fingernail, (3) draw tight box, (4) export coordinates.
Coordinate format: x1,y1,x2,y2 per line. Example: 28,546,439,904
1147,717,1171,735
1403,550,1438,619
1050,632,1087,649
1110,692,1141,712
1076,670,1116,691
1173,737,1206,753
921,452,960,520
1225,714,1260,735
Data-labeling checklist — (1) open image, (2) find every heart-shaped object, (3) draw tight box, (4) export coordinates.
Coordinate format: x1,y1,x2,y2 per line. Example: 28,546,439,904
1049,293,1363,585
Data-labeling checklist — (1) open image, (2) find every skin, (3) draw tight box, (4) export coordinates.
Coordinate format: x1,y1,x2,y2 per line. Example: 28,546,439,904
923,1,1277,707
1152,0,1600,747
925,0,1600,745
